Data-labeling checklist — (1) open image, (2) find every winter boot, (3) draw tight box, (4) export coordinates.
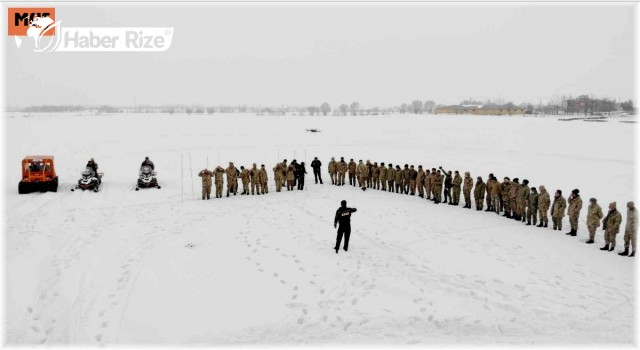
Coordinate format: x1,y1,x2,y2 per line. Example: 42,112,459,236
600,244,610,251
618,248,629,256
565,230,573,235
608,245,615,252
585,239,594,244
570,230,577,237
536,223,544,227
544,222,548,228
630,251,635,257
526,221,531,226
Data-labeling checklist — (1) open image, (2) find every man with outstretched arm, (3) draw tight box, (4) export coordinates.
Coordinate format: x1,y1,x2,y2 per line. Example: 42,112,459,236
334,200,357,254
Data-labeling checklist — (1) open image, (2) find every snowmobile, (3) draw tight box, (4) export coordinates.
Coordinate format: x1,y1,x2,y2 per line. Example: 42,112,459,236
71,167,103,192
136,165,161,190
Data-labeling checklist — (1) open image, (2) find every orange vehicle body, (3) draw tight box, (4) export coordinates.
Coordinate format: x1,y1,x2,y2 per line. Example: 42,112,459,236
18,155,58,194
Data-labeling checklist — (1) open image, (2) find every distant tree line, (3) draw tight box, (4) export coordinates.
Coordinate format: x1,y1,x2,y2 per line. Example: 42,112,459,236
13,95,635,116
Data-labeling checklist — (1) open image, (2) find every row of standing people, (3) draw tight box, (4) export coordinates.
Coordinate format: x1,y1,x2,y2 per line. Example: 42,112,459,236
198,159,311,200
325,158,637,257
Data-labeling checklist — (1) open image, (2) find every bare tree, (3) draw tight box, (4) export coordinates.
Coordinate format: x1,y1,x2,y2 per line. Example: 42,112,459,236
350,102,360,116
339,104,349,116
320,102,331,116
411,100,423,114
424,100,436,114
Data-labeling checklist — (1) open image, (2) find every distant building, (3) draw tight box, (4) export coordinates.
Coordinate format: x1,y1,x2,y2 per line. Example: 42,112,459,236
434,105,525,116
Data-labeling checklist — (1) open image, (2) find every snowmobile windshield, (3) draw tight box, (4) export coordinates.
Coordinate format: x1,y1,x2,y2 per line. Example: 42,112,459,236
83,167,95,177
140,166,153,175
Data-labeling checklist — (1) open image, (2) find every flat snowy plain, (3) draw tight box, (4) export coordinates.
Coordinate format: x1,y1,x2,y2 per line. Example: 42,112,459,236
3,112,637,345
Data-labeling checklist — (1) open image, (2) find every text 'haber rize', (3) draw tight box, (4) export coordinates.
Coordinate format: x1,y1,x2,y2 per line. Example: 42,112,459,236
63,30,166,49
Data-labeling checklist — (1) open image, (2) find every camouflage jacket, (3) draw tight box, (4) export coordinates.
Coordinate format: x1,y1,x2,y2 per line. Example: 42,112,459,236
348,161,356,174
528,192,539,210
587,202,603,227
463,176,473,192
625,206,637,233
474,181,486,198
452,174,462,189
198,169,213,186
214,167,225,184
328,161,337,173
226,166,237,181
551,195,567,218
603,209,622,233
538,187,551,211
567,195,583,217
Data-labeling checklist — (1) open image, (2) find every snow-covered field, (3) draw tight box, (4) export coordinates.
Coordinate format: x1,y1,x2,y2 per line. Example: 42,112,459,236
3,113,637,345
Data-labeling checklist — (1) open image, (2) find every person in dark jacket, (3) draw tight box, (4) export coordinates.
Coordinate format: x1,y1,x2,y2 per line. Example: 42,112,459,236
311,157,323,184
439,167,453,204
334,200,357,254
296,162,307,190
141,156,154,170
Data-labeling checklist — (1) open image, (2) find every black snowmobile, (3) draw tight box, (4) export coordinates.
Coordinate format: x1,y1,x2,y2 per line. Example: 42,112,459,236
136,165,161,190
71,167,102,192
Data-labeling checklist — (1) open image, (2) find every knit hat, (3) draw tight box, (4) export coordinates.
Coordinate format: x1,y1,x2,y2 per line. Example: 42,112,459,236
590,197,596,203
572,189,579,195
628,201,635,209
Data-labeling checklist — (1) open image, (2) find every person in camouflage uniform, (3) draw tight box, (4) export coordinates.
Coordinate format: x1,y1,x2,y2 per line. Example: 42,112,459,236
439,167,452,204
620,201,637,257
517,179,530,222
551,189,567,230
239,166,250,195
416,166,425,198
225,162,238,197
348,159,357,186
451,170,462,206
585,197,603,244
387,164,395,192
214,166,225,198
357,160,368,191
433,170,444,204
401,164,410,194
462,171,473,208
379,162,387,191
601,202,622,252
566,189,583,236
366,160,373,188
286,164,296,191
372,162,381,190
259,164,269,194
250,163,261,195
328,157,337,185
537,185,550,228
474,176,486,211
501,177,511,217
526,187,539,226
198,168,214,200
485,174,495,212
425,169,433,200
280,158,288,188
337,157,348,186
408,165,417,195
509,178,520,219
490,175,501,214
394,165,403,193
273,162,283,192
430,168,438,200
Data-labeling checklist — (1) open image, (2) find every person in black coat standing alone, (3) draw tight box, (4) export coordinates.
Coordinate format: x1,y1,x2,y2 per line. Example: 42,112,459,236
296,162,307,190
311,157,323,184
334,200,357,254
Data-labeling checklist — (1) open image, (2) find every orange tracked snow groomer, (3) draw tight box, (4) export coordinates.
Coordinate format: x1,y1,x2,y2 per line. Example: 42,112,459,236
19,155,58,194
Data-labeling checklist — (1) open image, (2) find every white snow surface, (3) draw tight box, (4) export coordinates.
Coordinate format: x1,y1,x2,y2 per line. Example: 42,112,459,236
4,113,637,345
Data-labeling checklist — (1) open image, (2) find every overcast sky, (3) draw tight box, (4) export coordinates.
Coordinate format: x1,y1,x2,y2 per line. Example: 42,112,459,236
4,3,636,108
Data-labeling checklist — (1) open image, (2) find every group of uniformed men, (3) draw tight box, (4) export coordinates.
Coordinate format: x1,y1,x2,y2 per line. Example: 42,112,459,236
325,157,637,258
198,159,314,200
197,156,637,258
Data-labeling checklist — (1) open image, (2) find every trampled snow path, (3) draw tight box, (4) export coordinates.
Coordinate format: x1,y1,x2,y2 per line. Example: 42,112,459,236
4,113,636,345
